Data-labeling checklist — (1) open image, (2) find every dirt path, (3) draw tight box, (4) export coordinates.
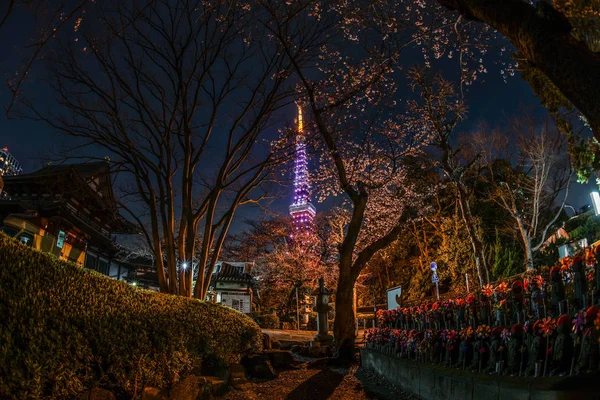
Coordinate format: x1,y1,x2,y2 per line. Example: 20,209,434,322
217,364,415,400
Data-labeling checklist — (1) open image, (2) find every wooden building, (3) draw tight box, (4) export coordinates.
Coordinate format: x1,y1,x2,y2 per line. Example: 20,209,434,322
0,161,144,278
210,261,256,314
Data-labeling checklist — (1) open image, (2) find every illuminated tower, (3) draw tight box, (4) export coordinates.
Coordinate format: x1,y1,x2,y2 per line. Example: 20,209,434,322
289,105,316,237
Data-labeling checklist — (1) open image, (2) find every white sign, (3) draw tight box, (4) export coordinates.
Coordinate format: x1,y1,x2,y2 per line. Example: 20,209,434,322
432,272,439,283
386,286,402,310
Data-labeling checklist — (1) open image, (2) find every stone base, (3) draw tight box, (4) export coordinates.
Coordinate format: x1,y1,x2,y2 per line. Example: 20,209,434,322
361,348,600,400
312,333,333,347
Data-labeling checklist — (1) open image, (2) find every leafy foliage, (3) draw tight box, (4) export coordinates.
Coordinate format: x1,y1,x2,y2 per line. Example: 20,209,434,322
490,230,522,278
0,233,261,399
251,312,280,329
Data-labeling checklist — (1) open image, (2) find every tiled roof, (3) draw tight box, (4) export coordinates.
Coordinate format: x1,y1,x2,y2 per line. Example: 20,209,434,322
8,161,109,179
212,262,254,284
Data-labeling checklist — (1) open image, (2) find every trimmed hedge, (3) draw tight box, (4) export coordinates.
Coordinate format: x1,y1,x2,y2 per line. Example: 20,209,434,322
0,233,262,399
251,312,280,329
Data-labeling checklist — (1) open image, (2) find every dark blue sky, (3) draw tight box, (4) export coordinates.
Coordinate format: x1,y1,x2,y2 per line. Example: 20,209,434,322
0,7,595,225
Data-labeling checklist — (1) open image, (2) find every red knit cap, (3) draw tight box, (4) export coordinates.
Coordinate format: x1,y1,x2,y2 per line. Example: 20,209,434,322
550,266,560,276
510,323,523,335
585,306,599,322
512,280,523,289
557,314,571,327
491,326,504,336
572,255,583,265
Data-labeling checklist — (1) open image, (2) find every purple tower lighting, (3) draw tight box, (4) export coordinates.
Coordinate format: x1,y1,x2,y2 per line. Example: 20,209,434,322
289,105,316,236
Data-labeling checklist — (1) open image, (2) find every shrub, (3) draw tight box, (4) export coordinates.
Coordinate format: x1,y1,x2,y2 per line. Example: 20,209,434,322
0,233,262,399
251,312,280,329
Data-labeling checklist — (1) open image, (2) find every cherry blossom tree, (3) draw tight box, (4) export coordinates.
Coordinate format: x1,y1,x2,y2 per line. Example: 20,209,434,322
259,0,466,360
228,213,340,313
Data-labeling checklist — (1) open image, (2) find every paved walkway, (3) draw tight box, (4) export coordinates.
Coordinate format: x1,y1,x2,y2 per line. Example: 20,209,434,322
217,364,414,400
262,329,367,344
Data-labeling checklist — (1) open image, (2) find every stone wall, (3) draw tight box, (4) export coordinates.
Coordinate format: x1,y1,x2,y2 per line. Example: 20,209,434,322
360,348,599,400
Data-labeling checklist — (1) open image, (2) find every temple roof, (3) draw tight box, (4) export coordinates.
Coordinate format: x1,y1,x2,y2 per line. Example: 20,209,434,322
211,261,255,285
16,161,109,179
1,161,137,235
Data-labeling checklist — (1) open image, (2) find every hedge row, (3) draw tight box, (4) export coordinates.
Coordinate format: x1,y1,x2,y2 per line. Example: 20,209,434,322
251,312,280,329
0,233,262,399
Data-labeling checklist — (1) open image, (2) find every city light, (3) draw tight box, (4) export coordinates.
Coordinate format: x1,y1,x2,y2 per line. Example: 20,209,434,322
591,192,600,216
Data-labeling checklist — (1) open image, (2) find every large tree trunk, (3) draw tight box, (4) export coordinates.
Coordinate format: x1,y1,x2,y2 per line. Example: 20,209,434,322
438,0,600,136
333,270,357,362
514,215,536,272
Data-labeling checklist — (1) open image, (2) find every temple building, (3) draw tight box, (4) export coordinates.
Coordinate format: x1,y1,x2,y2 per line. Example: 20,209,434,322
209,261,257,314
0,161,143,279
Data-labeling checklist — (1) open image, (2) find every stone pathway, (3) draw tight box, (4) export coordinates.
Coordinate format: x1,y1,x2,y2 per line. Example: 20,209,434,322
262,329,367,345
216,364,414,400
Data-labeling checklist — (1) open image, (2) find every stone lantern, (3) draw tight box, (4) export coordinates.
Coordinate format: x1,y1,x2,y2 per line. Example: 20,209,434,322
312,277,334,346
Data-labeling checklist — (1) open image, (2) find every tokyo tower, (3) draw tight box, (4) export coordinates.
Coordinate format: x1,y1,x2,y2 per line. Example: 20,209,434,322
289,105,316,237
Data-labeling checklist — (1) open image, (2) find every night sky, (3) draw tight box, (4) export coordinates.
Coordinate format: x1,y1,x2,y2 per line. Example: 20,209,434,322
0,7,596,228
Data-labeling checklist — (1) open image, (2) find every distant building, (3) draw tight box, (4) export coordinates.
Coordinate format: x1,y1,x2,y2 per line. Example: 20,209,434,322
0,147,23,176
0,161,143,280
209,261,256,314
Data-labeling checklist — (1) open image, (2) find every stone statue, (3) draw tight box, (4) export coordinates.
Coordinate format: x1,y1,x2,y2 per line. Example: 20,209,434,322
444,330,458,367
529,279,542,321
479,296,491,326
470,338,484,371
524,321,544,376
486,326,504,373
434,331,444,364
550,266,566,316
455,329,473,369
510,281,524,324
549,314,574,376
312,277,333,347
576,306,599,373
572,256,588,311
506,324,524,376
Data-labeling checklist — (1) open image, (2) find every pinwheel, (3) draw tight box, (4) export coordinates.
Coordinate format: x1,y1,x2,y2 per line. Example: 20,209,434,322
476,324,490,338
495,281,509,295
482,284,494,298
540,317,556,337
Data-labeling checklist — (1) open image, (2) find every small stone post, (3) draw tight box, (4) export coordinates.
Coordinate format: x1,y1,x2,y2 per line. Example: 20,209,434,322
312,277,334,347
